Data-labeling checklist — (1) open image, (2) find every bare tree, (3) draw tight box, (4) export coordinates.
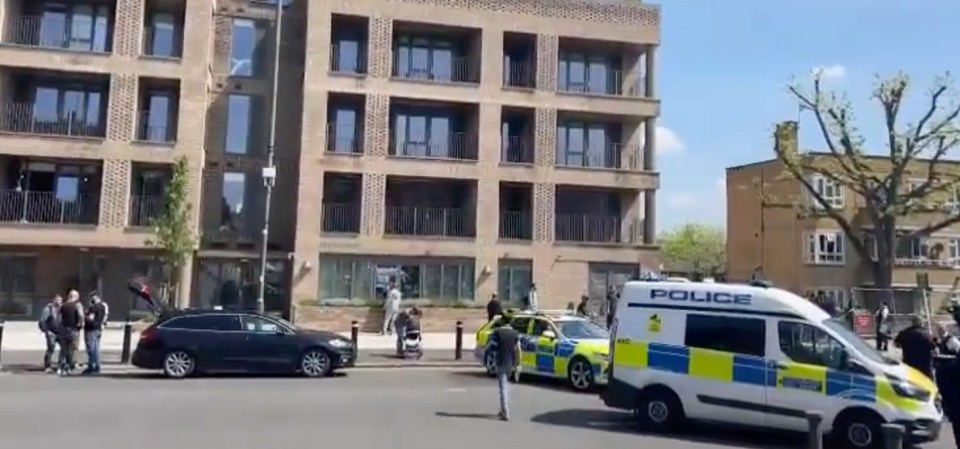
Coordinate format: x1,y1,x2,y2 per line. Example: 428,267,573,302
774,72,960,292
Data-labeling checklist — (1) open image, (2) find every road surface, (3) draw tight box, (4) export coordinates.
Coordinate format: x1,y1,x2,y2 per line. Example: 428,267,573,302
0,368,951,449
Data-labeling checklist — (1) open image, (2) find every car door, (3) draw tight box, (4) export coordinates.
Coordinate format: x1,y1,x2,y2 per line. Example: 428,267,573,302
509,317,536,372
167,314,244,371
239,314,297,371
530,318,560,376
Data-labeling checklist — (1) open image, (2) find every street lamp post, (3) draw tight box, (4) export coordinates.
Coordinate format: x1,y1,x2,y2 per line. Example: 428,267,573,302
256,0,284,314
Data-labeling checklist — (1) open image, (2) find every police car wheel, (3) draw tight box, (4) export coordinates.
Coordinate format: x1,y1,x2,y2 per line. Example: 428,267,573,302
484,351,497,377
567,358,594,391
162,350,195,379
835,411,883,449
636,388,683,431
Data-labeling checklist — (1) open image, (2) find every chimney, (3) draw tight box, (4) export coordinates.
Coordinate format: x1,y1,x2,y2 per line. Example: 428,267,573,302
774,121,799,155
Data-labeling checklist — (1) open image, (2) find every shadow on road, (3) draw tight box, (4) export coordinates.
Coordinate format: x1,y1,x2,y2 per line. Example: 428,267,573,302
531,408,807,449
448,370,590,393
435,411,502,421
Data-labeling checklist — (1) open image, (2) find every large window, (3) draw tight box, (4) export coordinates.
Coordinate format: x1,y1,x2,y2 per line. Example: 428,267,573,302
497,260,531,304
556,121,617,168
332,30,364,74
141,91,176,142
394,34,454,81
778,321,848,370
804,231,845,265
329,106,360,153
557,52,616,95
230,19,264,77
36,4,112,52
391,108,458,158
319,256,475,303
221,172,246,231
0,255,36,316
809,174,844,209
145,12,179,57
225,95,257,154
684,314,765,357
33,85,104,132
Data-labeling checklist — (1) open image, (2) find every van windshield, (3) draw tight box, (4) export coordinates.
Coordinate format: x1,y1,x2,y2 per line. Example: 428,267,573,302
822,319,897,365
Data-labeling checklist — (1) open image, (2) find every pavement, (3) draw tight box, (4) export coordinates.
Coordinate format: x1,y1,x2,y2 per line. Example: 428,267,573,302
0,367,950,449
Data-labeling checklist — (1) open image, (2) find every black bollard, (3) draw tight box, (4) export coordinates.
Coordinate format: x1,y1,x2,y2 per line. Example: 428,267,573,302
881,423,905,449
805,411,823,449
0,320,4,366
455,320,464,360
120,322,133,364
350,320,359,348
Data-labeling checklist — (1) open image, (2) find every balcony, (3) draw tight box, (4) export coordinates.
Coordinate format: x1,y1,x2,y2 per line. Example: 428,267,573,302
555,115,642,171
0,156,102,226
3,3,115,53
129,195,163,227
501,107,534,164
554,186,640,245
389,99,478,161
556,38,650,98
329,14,368,75
326,93,364,155
384,177,476,239
499,182,532,240
502,32,537,89
135,77,180,143
142,1,186,59
201,170,262,247
128,163,170,227
0,69,110,139
391,24,481,85
321,172,361,234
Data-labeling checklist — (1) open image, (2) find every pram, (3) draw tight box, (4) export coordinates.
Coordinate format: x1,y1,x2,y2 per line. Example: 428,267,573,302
400,323,424,359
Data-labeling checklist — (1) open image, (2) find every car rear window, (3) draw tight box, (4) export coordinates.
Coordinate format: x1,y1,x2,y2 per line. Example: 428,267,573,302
162,314,241,331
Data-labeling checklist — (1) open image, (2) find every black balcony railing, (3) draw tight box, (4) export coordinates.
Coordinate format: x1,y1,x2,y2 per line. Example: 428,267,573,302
142,26,183,58
136,111,176,143
0,103,106,138
385,206,473,238
321,203,361,234
556,143,641,170
501,135,534,164
390,133,475,160
326,123,363,154
556,70,645,98
503,60,536,88
499,210,532,240
392,53,479,84
0,190,98,225
5,16,111,53
129,195,164,227
555,214,624,243
329,44,367,74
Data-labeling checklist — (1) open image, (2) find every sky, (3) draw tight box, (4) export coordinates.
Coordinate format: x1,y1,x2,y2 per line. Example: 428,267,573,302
656,0,960,232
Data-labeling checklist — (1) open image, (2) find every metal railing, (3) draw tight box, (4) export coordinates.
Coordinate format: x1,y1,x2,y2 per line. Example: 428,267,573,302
391,53,479,84
554,214,628,244
4,16,111,52
556,70,645,98
129,195,164,227
0,103,106,138
503,60,536,88
325,123,363,154
384,206,473,238
136,111,176,143
321,203,361,234
499,210,532,240
142,26,183,58
0,190,98,225
555,143,641,170
329,43,367,74
389,132,475,160
501,135,534,164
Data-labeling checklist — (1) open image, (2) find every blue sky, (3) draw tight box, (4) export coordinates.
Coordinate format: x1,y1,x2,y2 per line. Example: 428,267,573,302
656,0,960,231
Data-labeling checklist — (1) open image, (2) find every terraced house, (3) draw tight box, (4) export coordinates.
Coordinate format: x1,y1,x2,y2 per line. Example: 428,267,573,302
0,0,661,328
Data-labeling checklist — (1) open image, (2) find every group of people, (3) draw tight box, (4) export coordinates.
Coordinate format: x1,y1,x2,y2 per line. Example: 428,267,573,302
378,281,424,356
37,290,110,376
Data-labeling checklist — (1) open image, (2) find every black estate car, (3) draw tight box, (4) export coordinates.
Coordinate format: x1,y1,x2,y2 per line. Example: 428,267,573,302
132,310,356,378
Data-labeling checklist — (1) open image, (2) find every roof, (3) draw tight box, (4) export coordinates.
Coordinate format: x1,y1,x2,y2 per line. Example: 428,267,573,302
503,309,587,321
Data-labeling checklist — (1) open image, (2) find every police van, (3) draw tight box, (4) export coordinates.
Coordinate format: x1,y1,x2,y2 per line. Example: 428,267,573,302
601,281,942,448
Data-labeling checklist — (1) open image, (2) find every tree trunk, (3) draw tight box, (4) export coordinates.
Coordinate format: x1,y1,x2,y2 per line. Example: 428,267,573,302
872,217,898,307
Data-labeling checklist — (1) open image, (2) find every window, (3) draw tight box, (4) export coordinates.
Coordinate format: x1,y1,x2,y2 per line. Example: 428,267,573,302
809,174,844,209
332,29,364,74
497,261,531,304
778,321,848,370
146,12,179,57
163,314,241,331
230,19,263,77
0,255,36,316
910,236,931,260
33,86,105,133
804,231,845,265
37,4,111,52
557,52,615,95
949,239,960,266
531,319,553,336
221,172,246,230
947,188,960,209
225,95,255,154
684,314,766,357
509,317,532,334
141,91,175,142
318,257,474,303
329,106,359,153
394,34,455,82
392,109,456,158
556,121,617,168
241,315,281,333
558,320,609,339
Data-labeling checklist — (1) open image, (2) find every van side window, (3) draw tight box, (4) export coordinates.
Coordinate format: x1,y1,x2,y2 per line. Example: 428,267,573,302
778,321,848,370
684,314,765,357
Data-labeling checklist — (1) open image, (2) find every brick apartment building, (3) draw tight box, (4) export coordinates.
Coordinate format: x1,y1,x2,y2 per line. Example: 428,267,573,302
727,122,960,314
0,0,661,329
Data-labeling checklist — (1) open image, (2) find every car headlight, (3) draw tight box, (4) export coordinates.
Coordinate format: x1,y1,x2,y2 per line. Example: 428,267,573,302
329,339,351,348
890,379,932,402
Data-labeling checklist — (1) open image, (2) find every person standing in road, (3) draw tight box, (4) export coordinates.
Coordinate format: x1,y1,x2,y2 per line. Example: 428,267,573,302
489,320,521,421
875,302,891,351
83,292,109,374
382,281,401,336
486,293,503,322
895,315,936,379
57,290,84,376
38,294,63,372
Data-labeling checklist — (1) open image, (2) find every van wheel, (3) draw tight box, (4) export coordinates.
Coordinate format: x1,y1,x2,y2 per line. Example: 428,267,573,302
635,387,684,432
834,409,884,449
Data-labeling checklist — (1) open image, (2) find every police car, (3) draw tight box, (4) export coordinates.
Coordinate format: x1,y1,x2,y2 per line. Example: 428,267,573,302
475,310,610,391
602,280,942,449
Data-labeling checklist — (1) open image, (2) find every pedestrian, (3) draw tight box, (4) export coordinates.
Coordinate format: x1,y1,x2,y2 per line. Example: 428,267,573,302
875,302,891,351
489,320,521,421
486,293,503,322
83,292,109,374
57,290,85,376
523,284,538,312
894,315,936,379
382,281,401,336
575,295,590,317
37,294,63,372
394,307,411,357
606,287,619,328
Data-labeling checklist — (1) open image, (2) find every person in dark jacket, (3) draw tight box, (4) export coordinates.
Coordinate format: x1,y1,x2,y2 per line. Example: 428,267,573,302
37,294,63,371
575,295,590,317
895,315,936,379
57,290,84,376
486,293,503,322
83,292,109,374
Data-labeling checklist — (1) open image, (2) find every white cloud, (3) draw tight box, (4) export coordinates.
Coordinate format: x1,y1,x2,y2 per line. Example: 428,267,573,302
811,64,847,81
656,126,685,154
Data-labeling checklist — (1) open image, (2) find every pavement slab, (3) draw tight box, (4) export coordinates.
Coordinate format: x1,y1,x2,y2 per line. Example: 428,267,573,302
0,367,951,449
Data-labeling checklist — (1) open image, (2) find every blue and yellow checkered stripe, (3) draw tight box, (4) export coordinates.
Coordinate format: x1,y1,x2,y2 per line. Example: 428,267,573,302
520,338,604,377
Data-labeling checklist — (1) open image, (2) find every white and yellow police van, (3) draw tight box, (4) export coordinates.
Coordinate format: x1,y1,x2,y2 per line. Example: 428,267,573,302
601,281,942,448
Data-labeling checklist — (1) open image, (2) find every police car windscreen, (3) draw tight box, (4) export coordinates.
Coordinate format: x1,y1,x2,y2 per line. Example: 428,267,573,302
822,318,895,365
559,320,609,339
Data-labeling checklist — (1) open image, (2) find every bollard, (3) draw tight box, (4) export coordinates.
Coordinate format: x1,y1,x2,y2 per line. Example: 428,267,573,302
805,411,823,449
455,320,464,360
881,423,905,449
350,320,359,348
120,322,133,364
0,320,4,366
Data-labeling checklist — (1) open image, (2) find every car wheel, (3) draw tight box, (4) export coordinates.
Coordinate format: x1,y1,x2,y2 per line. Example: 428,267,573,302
635,387,684,432
162,350,195,379
834,410,884,449
300,348,332,378
567,357,594,391
484,350,497,377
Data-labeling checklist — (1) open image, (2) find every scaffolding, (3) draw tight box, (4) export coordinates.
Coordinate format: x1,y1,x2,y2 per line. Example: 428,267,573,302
851,284,957,335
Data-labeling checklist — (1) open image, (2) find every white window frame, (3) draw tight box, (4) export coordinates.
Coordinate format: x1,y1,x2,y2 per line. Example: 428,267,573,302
910,236,930,260
947,238,960,267
946,187,960,210
804,231,845,265
808,174,844,209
